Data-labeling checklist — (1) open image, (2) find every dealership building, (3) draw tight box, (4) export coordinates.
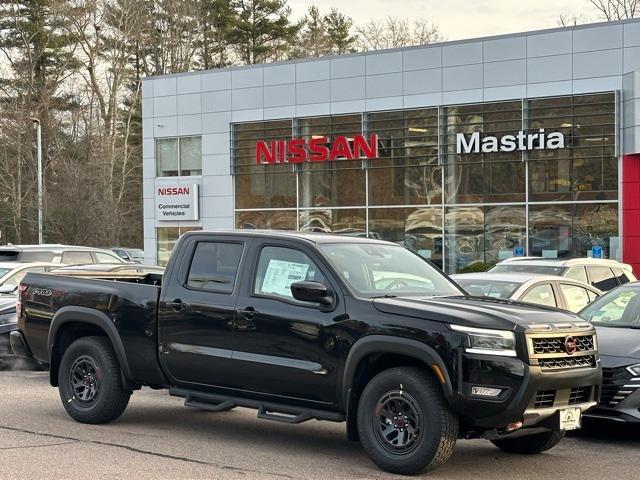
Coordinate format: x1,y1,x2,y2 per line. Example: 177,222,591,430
142,18,640,274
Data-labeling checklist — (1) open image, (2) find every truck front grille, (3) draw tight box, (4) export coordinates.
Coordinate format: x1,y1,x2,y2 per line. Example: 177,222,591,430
538,355,597,370
531,386,594,409
569,386,591,405
532,335,594,355
526,331,598,372
534,390,556,408
600,367,640,407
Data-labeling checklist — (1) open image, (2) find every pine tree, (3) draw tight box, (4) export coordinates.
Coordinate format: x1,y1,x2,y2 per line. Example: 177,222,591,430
325,8,357,55
230,0,300,64
198,0,236,69
297,6,328,58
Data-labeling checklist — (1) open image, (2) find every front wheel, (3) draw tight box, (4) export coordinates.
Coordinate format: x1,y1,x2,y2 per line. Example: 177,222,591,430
58,336,130,424
491,429,565,454
357,366,459,475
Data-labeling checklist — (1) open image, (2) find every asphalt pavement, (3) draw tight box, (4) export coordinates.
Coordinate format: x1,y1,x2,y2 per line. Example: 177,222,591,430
1,370,639,480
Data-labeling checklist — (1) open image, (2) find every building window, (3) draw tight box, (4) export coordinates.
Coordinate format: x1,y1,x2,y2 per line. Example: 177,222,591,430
230,93,619,273
156,136,202,177
157,226,202,266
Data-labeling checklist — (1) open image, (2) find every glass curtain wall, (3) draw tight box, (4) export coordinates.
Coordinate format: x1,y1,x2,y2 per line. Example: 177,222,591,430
232,93,618,273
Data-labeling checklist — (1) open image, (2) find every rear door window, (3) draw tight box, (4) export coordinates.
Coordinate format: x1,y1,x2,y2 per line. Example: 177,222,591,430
61,251,94,265
19,251,55,262
559,284,591,313
95,252,122,264
565,266,588,284
520,283,557,308
186,242,244,293
587,266,618,291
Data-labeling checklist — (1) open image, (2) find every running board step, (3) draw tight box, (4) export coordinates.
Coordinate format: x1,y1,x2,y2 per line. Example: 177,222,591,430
170,387,344,424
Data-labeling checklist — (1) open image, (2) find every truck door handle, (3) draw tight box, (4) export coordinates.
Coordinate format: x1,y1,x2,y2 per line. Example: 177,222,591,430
169,299,187,311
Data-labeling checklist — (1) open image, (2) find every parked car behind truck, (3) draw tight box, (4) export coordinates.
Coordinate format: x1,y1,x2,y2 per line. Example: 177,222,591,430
11,231,601,475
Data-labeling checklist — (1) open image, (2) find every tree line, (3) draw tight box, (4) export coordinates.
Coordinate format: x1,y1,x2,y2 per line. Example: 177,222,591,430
0,0,442,248
0,0,631,249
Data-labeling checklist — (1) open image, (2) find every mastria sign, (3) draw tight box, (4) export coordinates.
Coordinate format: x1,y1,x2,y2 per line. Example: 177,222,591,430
456,129,565,154
255,134,379,165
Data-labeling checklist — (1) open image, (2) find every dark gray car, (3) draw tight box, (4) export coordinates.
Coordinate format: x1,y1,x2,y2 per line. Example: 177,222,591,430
580,284,640,422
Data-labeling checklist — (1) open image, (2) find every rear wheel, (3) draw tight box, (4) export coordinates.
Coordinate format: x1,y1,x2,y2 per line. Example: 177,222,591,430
58,336,130,424
357,367,458,475
491,429,565,454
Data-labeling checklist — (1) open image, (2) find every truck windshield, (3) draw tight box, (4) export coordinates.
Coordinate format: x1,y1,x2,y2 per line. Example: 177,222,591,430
319,243,462,297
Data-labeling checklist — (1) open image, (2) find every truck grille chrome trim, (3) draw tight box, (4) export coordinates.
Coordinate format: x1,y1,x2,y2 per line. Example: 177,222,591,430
525,329,598,372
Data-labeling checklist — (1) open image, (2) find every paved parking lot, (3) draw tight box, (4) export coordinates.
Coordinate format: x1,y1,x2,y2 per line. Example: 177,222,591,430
1,370,639,479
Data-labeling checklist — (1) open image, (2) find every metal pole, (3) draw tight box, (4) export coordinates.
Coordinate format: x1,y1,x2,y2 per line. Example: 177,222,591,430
31,119,43,244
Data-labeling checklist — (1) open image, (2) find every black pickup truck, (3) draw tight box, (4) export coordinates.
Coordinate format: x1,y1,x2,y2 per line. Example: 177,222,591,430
12,231,601,475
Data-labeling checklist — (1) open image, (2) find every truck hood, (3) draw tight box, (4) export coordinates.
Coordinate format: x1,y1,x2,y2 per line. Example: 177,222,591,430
595,325,640,361
372,295,582,331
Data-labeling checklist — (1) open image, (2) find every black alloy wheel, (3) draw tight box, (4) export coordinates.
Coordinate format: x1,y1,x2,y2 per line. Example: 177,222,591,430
69,355,101,405
373,390,422,455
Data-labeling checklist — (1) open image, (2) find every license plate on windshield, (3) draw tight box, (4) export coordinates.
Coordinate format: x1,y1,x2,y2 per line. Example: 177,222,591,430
559,408,581,431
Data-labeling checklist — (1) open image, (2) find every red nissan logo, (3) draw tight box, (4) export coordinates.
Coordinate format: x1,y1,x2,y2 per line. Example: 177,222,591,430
564,336,577,355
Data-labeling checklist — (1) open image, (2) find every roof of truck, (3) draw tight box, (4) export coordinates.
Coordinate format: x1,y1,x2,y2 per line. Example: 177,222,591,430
184,230,396,245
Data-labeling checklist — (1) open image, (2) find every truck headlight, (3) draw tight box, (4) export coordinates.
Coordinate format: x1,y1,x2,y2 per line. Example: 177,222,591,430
627,364,640,376
450,325,517,357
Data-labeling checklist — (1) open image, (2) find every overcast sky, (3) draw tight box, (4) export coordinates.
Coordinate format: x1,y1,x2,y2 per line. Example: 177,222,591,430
289,0,601,40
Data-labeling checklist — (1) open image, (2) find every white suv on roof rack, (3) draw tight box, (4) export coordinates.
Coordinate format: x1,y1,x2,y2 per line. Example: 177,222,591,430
489,257,635,292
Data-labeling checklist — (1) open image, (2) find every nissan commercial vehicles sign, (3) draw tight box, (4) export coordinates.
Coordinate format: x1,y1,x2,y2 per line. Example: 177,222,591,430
155,184,199,220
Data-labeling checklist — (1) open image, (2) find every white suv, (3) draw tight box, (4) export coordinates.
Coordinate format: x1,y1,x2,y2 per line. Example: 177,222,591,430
489,257,636,292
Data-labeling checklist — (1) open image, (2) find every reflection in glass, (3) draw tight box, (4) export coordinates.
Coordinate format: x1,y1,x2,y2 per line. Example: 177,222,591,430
369,208,443,268
235,172,296,209
445,206,526,273
299,209,366,236
236,210,297,230
528,203,618,259
299,169,365,207
369,165,442,205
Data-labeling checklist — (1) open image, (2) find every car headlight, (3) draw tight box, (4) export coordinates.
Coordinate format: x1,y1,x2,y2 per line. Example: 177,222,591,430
450,324,517,357
627,364,640,376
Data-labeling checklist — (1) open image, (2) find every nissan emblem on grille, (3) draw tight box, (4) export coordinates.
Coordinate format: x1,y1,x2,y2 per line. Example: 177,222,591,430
564,336,577,355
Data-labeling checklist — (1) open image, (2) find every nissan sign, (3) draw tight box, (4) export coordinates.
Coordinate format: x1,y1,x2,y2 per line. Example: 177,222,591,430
255,134,379,165
155,184,199,220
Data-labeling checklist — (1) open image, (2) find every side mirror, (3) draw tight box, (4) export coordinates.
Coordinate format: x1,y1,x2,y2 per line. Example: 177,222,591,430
0,285,17,295
290,281,333,307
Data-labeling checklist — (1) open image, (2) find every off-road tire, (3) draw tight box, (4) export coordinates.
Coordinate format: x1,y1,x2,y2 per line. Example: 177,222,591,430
491,429,565,454
58,336,130,424
357,366,458,475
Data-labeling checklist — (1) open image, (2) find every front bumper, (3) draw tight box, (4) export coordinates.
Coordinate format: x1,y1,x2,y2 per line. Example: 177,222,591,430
585,363,640,423
458,356,602,430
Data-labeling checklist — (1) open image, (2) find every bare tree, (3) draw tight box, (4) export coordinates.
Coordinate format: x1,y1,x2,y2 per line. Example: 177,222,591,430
559,0,639,26
591,0,640,20
355,17,443,51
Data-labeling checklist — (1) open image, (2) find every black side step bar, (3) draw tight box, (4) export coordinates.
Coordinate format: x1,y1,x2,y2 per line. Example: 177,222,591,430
170,387,345,424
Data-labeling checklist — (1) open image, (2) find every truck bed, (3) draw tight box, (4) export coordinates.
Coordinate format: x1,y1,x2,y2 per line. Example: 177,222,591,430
19,272,165,386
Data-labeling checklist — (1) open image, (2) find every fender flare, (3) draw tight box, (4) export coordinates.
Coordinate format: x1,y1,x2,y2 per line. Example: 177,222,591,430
48,306,134,386
341,335,454,409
